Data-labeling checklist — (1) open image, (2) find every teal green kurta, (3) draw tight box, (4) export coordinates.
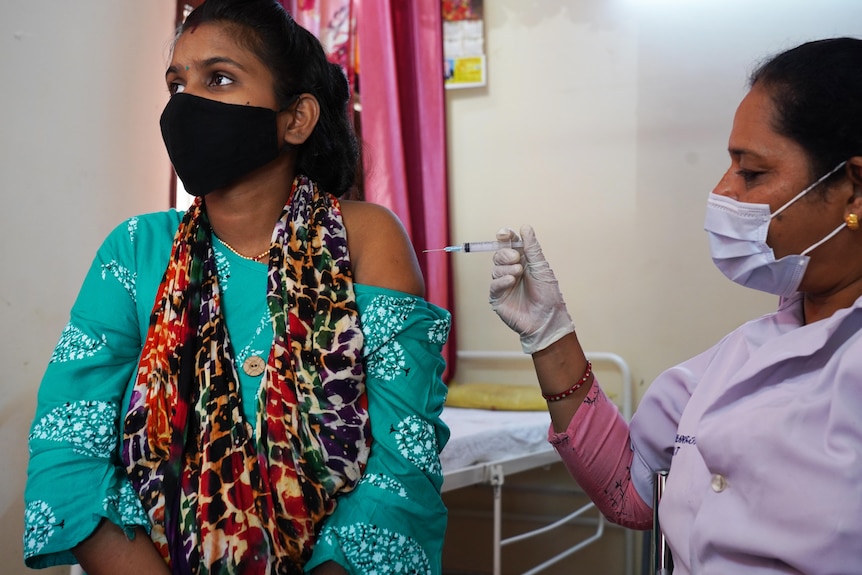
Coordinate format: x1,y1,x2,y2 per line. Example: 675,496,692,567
24,210,451,574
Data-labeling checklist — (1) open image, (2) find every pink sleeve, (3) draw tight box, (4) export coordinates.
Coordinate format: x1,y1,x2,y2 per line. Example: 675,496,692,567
548,380,653,530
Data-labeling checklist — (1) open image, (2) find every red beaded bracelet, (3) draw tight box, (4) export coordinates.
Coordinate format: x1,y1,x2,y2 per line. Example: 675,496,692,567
542,361,593,402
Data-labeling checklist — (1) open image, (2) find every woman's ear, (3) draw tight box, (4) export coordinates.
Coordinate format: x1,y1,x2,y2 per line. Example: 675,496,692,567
847,156,862,188
279,94,320,146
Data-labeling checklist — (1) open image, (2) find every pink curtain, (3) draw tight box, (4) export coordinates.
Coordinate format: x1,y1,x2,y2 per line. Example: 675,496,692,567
282,0,356,89
280,0,455,381
354,0,455,381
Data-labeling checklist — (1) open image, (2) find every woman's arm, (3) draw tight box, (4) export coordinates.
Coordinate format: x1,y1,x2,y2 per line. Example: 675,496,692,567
25,217,164,568
311,561,349,575
532,332,653,528
487,225,654,527
549,379,654,530
73,521,170,575
340,200,424,296
531,331,594,433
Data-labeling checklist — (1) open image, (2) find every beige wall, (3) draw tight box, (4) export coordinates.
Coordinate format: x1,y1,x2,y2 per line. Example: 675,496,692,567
447,0,862,400
444,1,862,572
2,1,862,574
0,1,175,573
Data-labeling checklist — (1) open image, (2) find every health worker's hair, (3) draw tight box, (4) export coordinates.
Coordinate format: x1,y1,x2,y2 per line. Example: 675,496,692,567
750,37,862,189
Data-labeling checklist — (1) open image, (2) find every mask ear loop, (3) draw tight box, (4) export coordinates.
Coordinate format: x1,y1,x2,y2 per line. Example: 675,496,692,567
801,221,847,256
796,161,852,256
278,93,302,113
772,161,848,219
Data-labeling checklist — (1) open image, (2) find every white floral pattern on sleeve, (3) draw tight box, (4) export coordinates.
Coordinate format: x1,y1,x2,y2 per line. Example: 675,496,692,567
103,478,150,528
127,216,138,243
362,295,415,350
318,523,431,575
362,295,416,382
394,415,442,477
29,400,118,459
23,500,59,559
101,261,137,302
427,316,450,345
49,323,107,363
358,473,409,499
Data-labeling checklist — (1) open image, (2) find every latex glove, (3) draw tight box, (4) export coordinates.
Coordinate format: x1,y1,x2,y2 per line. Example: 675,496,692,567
489,225,575,354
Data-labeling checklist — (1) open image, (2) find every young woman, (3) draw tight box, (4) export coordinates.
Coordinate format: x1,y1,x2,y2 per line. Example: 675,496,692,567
24,1,451,574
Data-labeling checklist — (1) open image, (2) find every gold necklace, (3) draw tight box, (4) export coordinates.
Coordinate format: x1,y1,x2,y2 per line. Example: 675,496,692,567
213,233,270,262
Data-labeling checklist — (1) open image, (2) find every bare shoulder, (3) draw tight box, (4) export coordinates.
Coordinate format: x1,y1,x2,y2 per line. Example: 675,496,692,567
339,199,425,297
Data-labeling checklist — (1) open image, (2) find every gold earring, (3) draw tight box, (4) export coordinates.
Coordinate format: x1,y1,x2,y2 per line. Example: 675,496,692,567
846,213,859,230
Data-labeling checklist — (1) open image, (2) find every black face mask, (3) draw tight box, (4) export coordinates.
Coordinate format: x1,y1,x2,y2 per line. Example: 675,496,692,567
160,93,281,197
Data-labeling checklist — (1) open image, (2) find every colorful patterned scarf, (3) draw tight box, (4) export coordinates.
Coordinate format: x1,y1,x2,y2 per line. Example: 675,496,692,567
122,176,370,574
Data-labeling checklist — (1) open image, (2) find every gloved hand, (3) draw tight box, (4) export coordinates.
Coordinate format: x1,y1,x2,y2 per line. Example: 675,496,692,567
489,225,575,354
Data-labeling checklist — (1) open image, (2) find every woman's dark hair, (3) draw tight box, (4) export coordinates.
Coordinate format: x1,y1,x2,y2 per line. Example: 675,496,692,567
750,37,862,188
181,0,359,197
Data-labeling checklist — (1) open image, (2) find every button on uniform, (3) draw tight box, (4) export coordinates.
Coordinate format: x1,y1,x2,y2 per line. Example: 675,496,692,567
710,473,727,493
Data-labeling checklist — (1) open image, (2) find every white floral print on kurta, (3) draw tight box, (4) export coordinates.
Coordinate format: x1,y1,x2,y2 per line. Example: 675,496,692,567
427,316,450,345
358,473,409,499
23,500,58,558
362,295,415,351
103,479,150,528
319,523,430,575
29,400,118,459
49,323,107,363
366,339,407,382
362,295,416,382
233,309,271,370
127,216,138,243
101,261,137,302
394,415,442,477
214,249,230,290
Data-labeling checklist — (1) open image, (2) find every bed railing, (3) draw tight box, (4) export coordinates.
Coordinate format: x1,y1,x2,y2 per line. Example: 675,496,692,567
455,350,635,575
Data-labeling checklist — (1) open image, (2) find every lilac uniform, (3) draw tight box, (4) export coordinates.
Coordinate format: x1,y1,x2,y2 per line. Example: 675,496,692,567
550,292,862,574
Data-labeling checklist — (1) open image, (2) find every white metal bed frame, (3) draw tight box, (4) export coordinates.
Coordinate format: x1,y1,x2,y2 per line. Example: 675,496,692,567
443,350,634,575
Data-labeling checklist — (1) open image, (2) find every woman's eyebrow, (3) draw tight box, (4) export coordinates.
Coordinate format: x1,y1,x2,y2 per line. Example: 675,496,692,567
729,147,767,161
201,56,248,71
165,56,248,78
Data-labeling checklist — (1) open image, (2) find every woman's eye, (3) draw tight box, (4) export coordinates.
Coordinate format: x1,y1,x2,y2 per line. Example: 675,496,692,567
210,73,233,87
736,169,763,184
168,82,185,95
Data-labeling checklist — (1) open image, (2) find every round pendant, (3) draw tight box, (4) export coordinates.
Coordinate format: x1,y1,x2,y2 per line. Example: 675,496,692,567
242,355,266,377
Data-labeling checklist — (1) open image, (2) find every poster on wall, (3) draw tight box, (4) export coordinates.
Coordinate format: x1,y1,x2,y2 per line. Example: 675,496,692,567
442,0,486,89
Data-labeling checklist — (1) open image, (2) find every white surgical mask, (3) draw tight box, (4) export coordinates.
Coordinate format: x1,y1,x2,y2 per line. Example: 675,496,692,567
704,161,847,297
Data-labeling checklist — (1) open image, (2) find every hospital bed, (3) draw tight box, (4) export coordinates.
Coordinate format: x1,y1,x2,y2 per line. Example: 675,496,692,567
441,350,634,575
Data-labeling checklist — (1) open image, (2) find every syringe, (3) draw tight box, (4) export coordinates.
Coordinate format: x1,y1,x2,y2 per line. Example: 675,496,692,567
423,240,524,253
